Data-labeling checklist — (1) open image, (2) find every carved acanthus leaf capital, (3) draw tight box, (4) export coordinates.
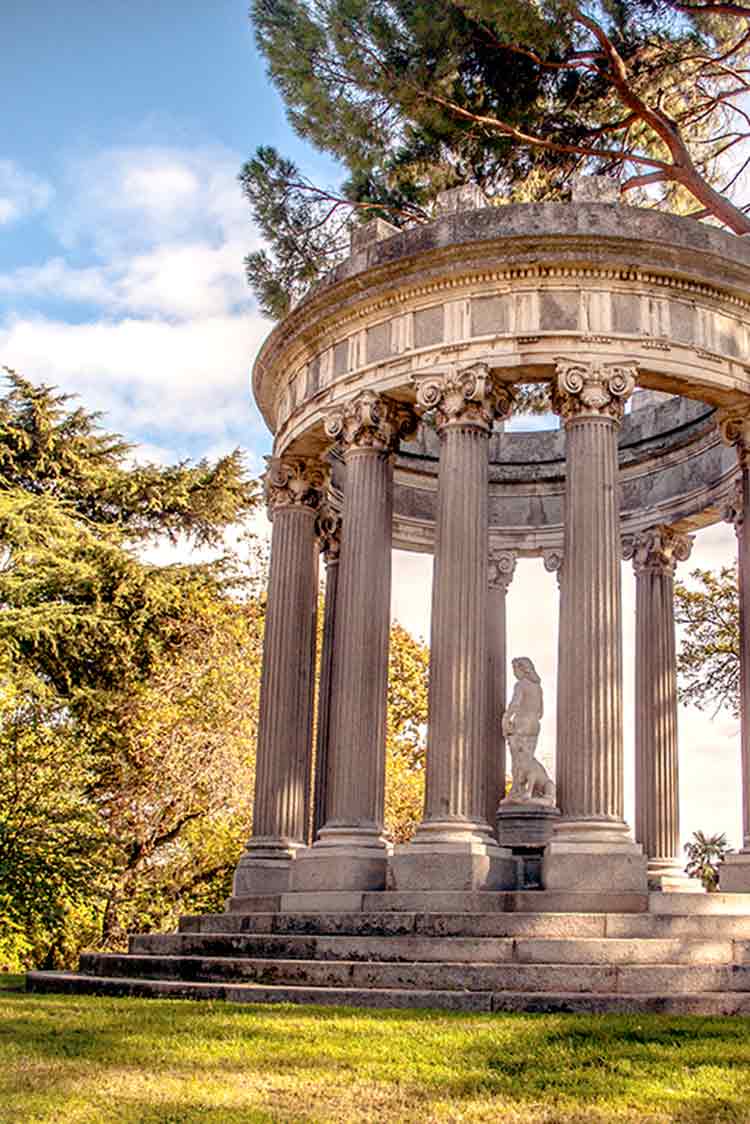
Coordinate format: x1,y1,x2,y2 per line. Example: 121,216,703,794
324,390,417,453
264,455,329,515
719,407,750,468
722,478,744,532
488,548,517,592
553,358,637,423
622,525,693,576
315,505,342,564
543,548,564,588
414,363,515,433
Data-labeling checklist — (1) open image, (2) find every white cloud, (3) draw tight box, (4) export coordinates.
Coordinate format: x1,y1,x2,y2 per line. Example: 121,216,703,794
0,142,272,465
54,145,253,255
0,311,269,456
0,160,53,226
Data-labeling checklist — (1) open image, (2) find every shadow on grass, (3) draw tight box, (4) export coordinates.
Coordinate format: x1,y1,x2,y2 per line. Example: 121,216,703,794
3,993,750,1122
0,975,24,993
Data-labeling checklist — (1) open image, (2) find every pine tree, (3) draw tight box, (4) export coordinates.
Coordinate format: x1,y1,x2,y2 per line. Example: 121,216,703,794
245,1,750,315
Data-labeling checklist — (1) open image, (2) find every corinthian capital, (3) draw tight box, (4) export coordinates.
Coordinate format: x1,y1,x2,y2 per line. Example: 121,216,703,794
543,548,564,588
488,548,517,592
315,505,342,564
553,358,637,422
719,406,750,468
264,455,329,514
413,363,515,433
722,478,744,533
324,390,417,453
622,525,693,576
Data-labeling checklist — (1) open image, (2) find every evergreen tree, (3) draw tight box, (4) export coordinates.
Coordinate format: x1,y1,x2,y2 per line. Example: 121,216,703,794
0,371,263,966
245,1,750,315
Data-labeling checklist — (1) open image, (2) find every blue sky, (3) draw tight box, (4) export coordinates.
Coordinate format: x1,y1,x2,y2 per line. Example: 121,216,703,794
1,2,745,849
1,0,339,468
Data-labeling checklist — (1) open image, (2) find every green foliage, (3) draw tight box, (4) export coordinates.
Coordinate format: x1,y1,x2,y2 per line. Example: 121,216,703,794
0,372,265,967
385,622,429,841
246,0,750,313
684,830,728,892
0,369,258,546
0,676,107,969
674,565,739,716
241,147,352,317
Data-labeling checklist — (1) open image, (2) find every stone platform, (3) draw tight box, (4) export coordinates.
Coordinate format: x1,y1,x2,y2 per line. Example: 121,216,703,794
27,892,750,1015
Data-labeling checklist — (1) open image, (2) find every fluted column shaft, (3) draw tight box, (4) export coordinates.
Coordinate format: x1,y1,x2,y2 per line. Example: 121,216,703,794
544,360,646,893
636,568,678,858
232,456,326,898
253,505,319,839
312,511,341,841
561,412,624,820
720,414,750,856
486,550,517,826
544,549,564,799
628,527,693,883
325,446,393,832
290,391,416,892
740,463,750,851
391,363,516,891
424,423,491,823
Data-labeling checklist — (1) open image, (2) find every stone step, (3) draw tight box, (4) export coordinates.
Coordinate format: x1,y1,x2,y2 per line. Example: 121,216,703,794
77,953,750,994
274,891,649,915
178,909,750,940
26,971,750,1015
650,892,750,915
130,931,739,965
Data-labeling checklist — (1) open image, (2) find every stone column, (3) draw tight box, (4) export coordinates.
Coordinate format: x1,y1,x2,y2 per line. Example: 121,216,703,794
232,455,327,899
291,391,416,892
544,547,564,799
625,526,693,890
543,358,647,894
391,364,516,890
486,548,517,826
719,410,750,891
312,508,341,841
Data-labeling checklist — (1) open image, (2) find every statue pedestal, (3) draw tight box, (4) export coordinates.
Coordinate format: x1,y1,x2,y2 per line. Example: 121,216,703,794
496,801,560,889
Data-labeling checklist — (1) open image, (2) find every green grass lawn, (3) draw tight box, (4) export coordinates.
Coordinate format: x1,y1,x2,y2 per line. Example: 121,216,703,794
2,973,750,1123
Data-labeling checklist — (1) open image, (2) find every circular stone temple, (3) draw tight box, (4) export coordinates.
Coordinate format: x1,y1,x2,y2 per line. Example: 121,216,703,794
233,198,750,903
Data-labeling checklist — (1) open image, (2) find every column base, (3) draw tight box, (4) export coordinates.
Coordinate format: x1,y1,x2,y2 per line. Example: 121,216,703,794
719,851,750,892
389,819,516,891
543,819,648,894
289,826,390,892
231,839,302,896
646,858,700,893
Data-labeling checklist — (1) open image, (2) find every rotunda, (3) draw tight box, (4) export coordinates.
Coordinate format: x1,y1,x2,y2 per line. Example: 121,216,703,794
233,192,750,904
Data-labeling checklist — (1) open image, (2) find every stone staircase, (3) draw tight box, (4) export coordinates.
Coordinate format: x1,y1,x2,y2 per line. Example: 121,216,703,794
27,892,750,1014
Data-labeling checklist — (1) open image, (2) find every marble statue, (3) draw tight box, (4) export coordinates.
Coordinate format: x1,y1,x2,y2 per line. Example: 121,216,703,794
501,657,556,806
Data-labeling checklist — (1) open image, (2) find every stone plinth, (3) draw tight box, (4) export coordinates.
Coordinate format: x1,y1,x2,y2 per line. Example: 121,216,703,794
497,802,561,890
720,853,750,893
497,802,560,848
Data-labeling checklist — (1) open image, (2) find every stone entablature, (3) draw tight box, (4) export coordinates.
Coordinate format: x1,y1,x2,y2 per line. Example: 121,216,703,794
254,205,750,453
